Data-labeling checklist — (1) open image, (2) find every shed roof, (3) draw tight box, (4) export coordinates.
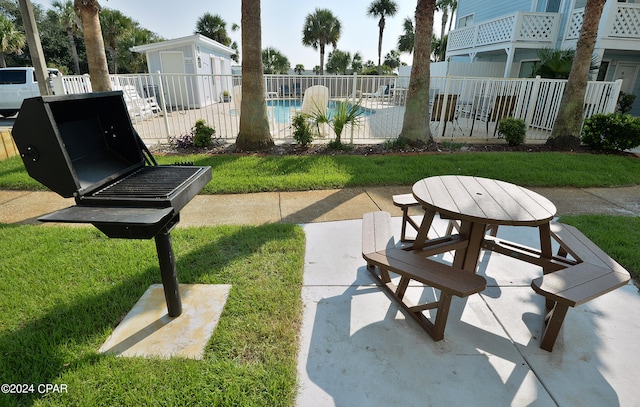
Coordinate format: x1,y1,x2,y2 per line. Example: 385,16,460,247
130,34,235,56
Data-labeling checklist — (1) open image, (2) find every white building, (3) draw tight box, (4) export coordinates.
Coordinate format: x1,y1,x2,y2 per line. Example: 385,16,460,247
131,34,235,108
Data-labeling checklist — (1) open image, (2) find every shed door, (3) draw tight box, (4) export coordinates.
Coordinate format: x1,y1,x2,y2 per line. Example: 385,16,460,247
211,57,222,102
160,51,188,109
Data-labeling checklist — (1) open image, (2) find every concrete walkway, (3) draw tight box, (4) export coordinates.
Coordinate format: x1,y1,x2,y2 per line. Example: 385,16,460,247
2,186,640,406
2,185,640,226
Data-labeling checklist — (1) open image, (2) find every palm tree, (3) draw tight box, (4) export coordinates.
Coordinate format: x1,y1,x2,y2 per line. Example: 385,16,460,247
302,8,341,76
326,49,351,74
236,0,273,151
74,0,110,91
367,0,398,75
262,47,290,74
547,0,606,150
100,8,132,74
384,49,400,72
52,0,81,74
294,64,305,75
195,12,231,46
534,48,575,79
351,52,363,73
0,14,25,68
397,16,414,54
436,0,456,60
399,0,437,144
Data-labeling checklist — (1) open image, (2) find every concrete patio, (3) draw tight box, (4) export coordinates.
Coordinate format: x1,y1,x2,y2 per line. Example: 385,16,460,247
297,216,640,406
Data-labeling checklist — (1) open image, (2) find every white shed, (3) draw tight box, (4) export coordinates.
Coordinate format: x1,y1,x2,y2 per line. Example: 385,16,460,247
131,34,235,108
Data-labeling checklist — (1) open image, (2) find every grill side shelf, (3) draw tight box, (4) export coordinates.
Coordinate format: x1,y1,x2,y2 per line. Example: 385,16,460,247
38,206,176,239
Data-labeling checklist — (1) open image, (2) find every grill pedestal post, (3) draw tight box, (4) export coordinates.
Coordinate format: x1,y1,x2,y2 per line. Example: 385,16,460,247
155,229,182,317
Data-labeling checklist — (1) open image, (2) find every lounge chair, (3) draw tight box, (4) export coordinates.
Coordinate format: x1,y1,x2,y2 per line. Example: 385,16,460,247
430,94,458,136
364,85,387,99
120,85,161,121
301,85,329,116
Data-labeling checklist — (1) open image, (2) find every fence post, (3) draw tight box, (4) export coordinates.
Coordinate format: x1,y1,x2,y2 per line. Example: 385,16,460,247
609,79,623,113
156,71,171,141
350,73,358,144
524,75,541,130
437,75,452,138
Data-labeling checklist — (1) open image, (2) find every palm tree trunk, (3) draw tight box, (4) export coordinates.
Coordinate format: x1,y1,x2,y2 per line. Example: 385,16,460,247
319,44,325,75
66,28,81,74
75,0,111,91
236,0,273,151
399,0,436,143
377,17,385,75
547,0,605,149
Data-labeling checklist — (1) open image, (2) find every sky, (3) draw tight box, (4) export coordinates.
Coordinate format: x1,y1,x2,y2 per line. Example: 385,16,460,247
36,0,445,70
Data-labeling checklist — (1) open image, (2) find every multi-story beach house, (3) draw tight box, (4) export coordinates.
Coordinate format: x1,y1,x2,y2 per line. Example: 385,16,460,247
446,0,640,113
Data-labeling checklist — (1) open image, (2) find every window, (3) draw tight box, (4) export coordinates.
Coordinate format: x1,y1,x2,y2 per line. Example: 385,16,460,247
518,60,539,78
458,14,474,28
546,0,561,12
0,69,27,85
597,61,610,81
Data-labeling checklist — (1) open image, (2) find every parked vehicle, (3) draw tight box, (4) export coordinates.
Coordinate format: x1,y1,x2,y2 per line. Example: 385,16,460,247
0,67,61,117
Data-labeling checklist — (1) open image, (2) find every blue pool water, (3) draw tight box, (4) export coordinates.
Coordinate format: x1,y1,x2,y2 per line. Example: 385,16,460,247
266,99,374,124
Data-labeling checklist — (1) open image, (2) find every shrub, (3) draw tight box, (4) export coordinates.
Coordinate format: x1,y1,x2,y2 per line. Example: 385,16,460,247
497,117,526,146
168,133,194,149
291,113,313,146
192,119,215,147
582,113,640,151
617,91,636,114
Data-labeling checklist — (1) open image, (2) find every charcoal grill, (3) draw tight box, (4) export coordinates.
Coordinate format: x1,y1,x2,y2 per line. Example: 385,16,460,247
12,91,212,317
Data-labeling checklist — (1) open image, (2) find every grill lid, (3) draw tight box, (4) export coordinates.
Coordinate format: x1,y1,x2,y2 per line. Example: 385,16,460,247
12,91,145,198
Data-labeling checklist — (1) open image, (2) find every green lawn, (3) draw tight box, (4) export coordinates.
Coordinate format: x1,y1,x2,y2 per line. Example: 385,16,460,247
0,224,305,406
1,152,640,193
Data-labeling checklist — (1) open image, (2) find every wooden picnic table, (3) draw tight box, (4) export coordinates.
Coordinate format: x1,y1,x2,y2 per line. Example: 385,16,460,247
364,176,630,349
411,175,558,273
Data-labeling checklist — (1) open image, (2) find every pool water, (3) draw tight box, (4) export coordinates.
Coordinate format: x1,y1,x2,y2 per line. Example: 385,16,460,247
266,99,373,124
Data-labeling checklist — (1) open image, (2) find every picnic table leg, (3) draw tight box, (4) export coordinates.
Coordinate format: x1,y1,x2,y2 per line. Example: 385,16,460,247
538,222,555,310
452,220,487,273
540,302,570,352
411,208,436,250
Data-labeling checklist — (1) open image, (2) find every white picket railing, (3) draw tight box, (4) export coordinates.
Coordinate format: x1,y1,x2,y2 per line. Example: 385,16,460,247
52,73,621,146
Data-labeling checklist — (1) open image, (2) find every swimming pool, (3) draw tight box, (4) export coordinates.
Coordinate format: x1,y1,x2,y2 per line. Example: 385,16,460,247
266,99,374,124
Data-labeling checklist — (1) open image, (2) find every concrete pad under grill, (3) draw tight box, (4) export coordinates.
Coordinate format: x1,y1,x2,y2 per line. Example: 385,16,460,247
99,284,231,359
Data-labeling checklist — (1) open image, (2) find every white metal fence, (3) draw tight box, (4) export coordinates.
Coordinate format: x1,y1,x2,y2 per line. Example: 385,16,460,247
52,73,621,146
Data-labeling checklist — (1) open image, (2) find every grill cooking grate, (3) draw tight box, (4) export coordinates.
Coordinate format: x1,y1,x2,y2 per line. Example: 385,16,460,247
91,167,201,198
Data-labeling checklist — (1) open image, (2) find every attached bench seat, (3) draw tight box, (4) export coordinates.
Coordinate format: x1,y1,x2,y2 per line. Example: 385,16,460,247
362,211,486,341
531,222,631,351
392,193,421,242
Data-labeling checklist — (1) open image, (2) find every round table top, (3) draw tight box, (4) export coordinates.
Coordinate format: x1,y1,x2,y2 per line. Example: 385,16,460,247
412,175,557,226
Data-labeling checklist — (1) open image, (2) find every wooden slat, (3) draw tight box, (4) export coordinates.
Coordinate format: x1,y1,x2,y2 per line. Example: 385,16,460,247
412,176,556,226
362,211,395,255
365,249,486,297
532,263,630,306
550,223,629,274
392,193,419,207
477,178,556,224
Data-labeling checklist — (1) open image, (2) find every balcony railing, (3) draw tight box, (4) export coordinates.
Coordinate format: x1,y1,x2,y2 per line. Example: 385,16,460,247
567,3,640,41
447,12,560,53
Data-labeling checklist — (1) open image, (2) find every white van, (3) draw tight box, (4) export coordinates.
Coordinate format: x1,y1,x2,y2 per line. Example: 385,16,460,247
0,67,61,117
